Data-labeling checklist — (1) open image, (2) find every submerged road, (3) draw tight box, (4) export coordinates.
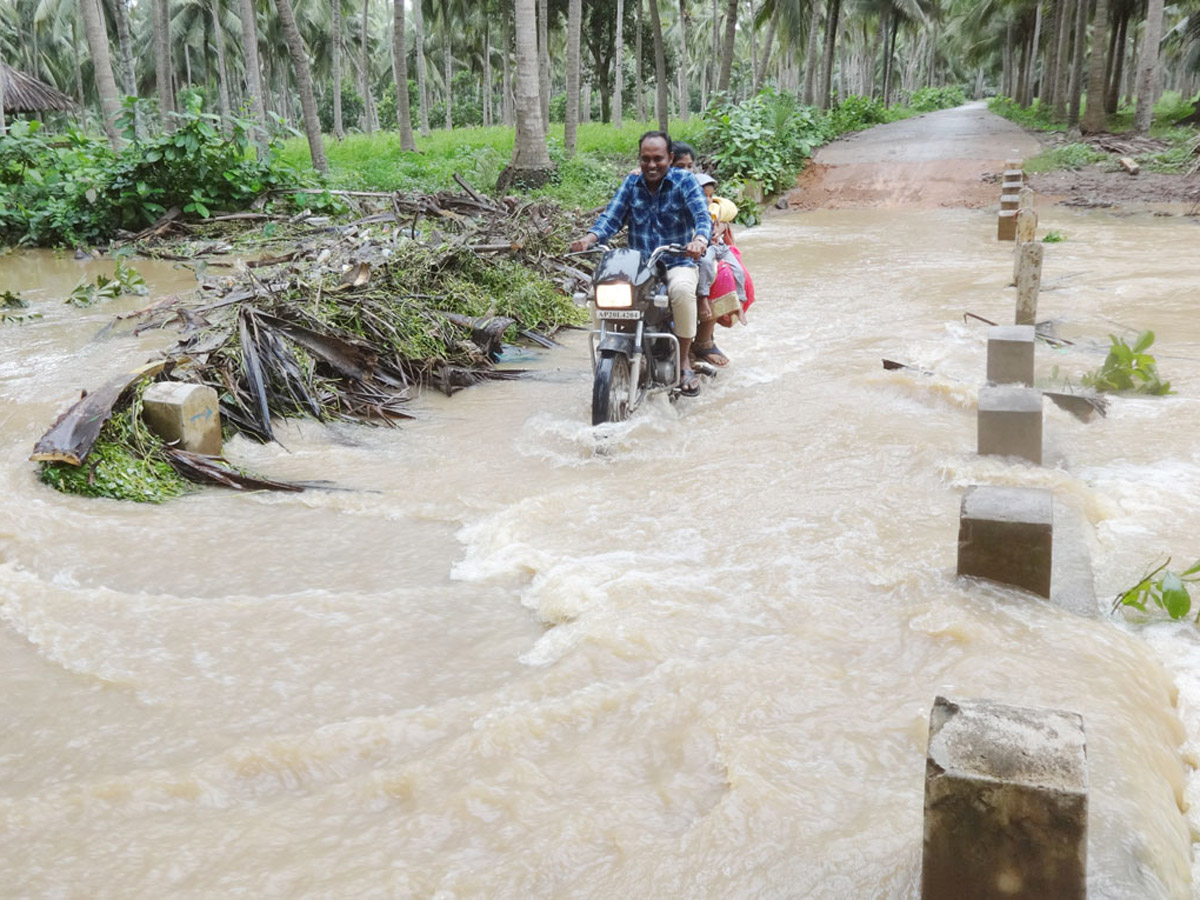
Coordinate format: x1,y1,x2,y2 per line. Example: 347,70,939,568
1,106,1199,897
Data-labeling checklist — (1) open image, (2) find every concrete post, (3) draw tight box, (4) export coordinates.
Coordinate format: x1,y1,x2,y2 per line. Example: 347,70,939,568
1000,193,1020,211
1004,157,1024,170
997,211,1017,241
1015,241,1044,325
922,695,1087,900
956,484,1053,596
1016,207,1038,243
987,325,1036,386
1018,186,1035,210
142,382,223,455
978,385,1042,464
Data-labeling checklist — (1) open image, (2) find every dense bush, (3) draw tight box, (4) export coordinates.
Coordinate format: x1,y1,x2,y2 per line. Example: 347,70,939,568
828,95,893,133
318,80,366,133
700,89,833,198
909,85,968,112
987,96,1067,130
0,96,302,246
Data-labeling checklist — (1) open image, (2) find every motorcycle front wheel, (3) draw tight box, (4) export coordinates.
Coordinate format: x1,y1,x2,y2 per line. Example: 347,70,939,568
592,350,632,425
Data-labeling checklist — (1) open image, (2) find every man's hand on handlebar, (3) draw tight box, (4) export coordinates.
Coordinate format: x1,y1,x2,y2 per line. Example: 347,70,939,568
685,237,707,260
570,233,598,253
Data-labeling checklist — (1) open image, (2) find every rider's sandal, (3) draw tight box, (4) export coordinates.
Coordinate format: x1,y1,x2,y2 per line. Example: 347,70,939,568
692,341,730,367
679,368,701,397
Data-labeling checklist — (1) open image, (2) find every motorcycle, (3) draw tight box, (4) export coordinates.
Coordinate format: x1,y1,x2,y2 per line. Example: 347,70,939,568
578,243,691,425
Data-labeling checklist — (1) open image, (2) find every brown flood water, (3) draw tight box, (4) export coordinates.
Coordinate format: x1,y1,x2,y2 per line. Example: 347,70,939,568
2,202,1200,897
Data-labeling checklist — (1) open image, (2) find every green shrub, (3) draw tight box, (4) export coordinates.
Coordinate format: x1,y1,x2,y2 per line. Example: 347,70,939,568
1025,142,1109,173
829,94,890,133
0,96,304,247
1081,331,1172,395
909,85,967,112
1154,91,1197,125
700,89,831,199
987,96,1066,131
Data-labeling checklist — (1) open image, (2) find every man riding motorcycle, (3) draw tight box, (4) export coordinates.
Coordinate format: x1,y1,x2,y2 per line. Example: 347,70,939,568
570,131,712,397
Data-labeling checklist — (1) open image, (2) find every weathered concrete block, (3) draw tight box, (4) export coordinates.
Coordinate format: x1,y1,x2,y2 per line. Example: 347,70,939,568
1004,158,1024,171
997,209,1017,241
978,385,1043,464
1016,207,1039,243
142,382,222,455
922,695,1087,900
1000,193,1020,210
1015,241,1044,325
957,484,1053,596
987,325,1036,386
1018,186,1035,210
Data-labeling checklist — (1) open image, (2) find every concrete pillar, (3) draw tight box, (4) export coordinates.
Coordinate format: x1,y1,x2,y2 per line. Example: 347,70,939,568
1016,207,1038,243
997,210,1017,241
1004,157,1024,170
1018,186,1035,210
1015,241,1044,325
956,484,1053,596
987,325,1036,386
1000,193,1020,211
922,695,1087,900
978,385,1042,464
142,382,222,455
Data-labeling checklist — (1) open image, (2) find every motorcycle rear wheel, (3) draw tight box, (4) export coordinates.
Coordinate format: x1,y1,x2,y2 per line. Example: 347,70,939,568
592,351,631,425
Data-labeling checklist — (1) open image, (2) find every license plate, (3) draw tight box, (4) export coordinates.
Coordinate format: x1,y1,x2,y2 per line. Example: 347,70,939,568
596,310,641,320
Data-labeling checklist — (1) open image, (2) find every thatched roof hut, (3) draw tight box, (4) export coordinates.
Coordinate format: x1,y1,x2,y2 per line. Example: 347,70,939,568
0,62,74,113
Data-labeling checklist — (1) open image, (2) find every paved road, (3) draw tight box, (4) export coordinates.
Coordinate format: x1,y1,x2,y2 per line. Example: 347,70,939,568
787,102,1044,209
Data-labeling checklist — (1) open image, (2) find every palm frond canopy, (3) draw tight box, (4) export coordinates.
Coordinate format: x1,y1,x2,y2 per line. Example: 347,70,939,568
0,61,75,111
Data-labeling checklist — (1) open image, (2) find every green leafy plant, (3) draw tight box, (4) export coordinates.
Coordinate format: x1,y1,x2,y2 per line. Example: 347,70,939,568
1113,558,1200,621
1081,331,1173,395
38,387,192,503
0,289,41,324
64,260,149,307
1042,230,1067,243
909,85,967,112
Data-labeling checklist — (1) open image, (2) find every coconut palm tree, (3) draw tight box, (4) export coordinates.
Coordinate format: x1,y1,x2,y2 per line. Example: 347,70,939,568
503,0,552,185
1134,0,1166,133
237,0,268,141
78,0,124,146
1082,0,1110,130
273,0,328,170
393,0,416,147
565,0,581,155
648,0,669,128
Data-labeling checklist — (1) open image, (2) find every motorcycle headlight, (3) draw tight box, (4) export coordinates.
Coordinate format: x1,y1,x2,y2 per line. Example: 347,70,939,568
595,282,633,309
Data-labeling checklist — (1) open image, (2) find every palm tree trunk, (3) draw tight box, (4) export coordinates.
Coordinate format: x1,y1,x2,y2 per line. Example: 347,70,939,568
818,0,841,110
361,0,375,132
1068,0,1087,128
79,0,124,149
413,0,430,134
441,0,452,129
614,0,625,128
565,0,581,156
502,3,513,125
238,0,267,143
105,0,144,136
1054,0,1074,118
1104,9,1126,115
748,0,757,83
636,0,646,120
677,0,689,119
393,0,416,147
648,0,669,130
1081,0,1109,131
538,0,550,128
1043,0,1063,106
508,0,552,172
151,0,174,119
273,0,328,171
760,7,781,92
1027,1,1043,106
332,0,344,138
1132,0,1164,134
211,0,233,130
717,0,737,93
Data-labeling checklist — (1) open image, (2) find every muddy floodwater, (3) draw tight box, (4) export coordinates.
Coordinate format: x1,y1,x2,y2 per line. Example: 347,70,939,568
3,197,1200,896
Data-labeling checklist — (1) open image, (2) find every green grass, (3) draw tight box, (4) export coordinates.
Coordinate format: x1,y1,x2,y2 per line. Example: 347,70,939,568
1025,143,1110,173
281,118,708,209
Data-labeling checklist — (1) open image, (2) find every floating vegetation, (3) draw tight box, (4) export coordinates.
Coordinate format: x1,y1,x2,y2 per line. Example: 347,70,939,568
65,259,149,307
1113,557,1200,622
1,289,41,324
1042,230,1067,243
1081,331,1173,395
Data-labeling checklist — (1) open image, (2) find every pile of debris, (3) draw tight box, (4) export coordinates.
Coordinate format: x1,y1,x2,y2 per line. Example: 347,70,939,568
32,183,603,498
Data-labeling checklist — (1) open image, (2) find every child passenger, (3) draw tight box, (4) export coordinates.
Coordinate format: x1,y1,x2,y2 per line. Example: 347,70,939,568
693,173,747,313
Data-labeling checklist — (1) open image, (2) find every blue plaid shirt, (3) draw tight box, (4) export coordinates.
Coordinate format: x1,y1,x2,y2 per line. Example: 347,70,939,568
587,168,713,269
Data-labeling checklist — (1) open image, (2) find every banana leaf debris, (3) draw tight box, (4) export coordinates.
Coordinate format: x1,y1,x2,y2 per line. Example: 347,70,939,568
33,184,599,498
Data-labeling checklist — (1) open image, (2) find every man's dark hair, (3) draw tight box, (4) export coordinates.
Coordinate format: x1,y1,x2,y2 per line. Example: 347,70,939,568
638,130,672,152
670,141,695,160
